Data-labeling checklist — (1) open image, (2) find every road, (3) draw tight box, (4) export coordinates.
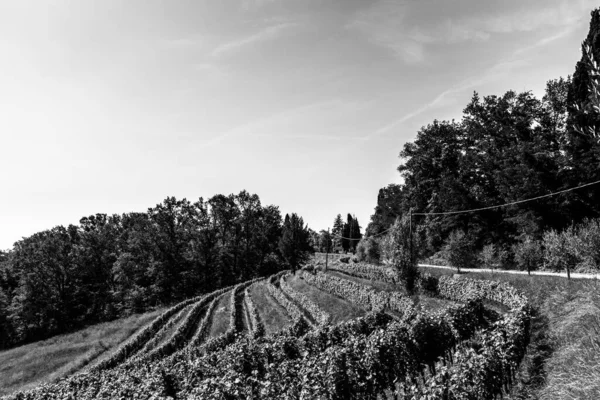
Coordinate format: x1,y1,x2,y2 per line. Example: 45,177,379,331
418,263,600,280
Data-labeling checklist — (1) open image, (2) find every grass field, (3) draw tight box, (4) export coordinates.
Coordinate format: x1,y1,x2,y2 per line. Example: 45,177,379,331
0,307,165,396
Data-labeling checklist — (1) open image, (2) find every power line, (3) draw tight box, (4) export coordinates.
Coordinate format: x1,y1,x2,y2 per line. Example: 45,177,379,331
329,226,393,240
412,178,600,216
322,178,600,240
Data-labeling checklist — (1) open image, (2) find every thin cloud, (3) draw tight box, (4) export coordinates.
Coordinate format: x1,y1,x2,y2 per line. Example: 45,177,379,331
346,1,426,64
436,0,595,42
196,99,354,150
359,59,530,143
211,22,297,57
253,133,349,141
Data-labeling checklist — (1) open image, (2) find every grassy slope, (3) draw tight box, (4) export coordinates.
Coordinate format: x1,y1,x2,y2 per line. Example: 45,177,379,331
0,308,164,396
420,266,600,399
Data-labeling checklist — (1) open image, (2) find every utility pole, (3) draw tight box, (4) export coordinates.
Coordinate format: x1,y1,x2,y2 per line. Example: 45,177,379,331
325,228,330,272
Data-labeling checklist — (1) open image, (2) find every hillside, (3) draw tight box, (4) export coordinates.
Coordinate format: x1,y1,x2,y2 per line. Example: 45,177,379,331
1,258,538,399
0,307,165,396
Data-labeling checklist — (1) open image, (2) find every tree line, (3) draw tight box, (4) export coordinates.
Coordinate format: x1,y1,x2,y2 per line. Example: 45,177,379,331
365,8,600,268
309,214,363,254
0,191,312,349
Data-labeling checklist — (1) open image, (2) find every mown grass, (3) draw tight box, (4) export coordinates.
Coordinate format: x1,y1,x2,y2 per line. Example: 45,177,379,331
207,292,232,339
288,273,365,324
0,307,164,396
249,283,292,335
420,265,600,399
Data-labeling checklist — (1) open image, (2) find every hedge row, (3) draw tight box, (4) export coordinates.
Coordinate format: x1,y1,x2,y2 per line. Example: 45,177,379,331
189,293,225,347
133,303,195,358
131,284,238,364
327,261,399,284
408,273,531,398
88,285,232,372
299,270,414,314
181,298,488,399
265,272,311,327
279,274,330,326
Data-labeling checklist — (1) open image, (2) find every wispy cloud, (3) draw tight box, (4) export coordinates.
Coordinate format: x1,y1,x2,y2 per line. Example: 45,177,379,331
346,1,427,64
359,59,530,143
196,99,359,150
211,22,297,57
252,133,349,141
430,0,594,43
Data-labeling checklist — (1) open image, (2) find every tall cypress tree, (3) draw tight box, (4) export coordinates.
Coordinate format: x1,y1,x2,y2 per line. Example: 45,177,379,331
332,214,345,253
350,215,362,252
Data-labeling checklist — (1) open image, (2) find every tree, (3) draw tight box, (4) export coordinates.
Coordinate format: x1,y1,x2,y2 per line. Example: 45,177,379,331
318,230,332,254
385,216,418,293
564,8,600,224
513,235,543,275
332,214,344,253
366,184,404,236
356,237,381,264
568,8,600,142
279,213,313,274
443,230,475,273
349,215,362,252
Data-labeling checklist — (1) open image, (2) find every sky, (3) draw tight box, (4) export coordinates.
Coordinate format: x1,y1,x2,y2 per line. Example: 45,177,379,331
0,0,597,250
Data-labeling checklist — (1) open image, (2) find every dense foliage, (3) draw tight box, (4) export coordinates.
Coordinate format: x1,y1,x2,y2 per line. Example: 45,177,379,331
366,8,600,265
0,191,288,350
278,213,313,273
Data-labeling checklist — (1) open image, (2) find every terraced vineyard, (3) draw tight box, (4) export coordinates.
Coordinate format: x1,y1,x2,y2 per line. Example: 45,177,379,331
2,260,531,399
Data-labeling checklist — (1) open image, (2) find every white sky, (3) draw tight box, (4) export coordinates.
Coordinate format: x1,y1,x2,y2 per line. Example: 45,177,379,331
0,0,597,249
